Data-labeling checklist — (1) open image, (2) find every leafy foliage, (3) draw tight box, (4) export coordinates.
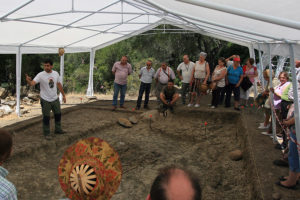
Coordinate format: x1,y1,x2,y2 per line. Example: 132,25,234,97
0,25,251,94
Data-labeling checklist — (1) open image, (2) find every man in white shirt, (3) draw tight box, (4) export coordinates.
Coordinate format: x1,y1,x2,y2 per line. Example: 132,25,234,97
177,55,195,105
136,60,155,110
26,59,66,140
154,62,176,101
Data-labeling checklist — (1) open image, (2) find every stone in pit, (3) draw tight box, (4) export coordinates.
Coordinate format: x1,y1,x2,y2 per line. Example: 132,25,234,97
118,118,133,128
229,150,243,161
129,116,138,124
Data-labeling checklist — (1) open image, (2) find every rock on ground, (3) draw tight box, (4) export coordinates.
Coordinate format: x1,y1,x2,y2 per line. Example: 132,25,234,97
140,110,159,121
229,150,243,161
128,116,138,124
0,87,7,99
0,105,13,115
0,110,4,118
28,93,40,101
118,118,133,128
3,100,16,107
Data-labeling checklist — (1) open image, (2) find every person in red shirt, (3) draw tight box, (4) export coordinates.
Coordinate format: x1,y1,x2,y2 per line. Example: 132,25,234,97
240,58,258,106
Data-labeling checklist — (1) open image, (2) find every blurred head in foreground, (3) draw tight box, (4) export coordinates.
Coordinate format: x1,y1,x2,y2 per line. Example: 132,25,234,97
146,166,201,200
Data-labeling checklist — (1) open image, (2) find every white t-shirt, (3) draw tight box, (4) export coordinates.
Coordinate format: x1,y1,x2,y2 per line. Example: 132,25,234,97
33,70,61,102
139,66,155,83
177,61,195,83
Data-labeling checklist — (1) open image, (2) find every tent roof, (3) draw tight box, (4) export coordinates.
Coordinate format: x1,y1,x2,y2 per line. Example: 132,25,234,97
0,0,299,55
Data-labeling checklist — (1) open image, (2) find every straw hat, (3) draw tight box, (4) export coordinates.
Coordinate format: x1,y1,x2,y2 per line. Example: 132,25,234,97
58,137,122,200
58,48,65,56
200,84,208,93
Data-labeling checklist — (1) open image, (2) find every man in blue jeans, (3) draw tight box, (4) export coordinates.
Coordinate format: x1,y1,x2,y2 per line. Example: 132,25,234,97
136,60,155,110
112,56,132,110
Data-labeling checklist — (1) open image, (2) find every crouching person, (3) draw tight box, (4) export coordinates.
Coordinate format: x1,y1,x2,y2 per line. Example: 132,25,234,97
0,129,18,200
160,80,179,114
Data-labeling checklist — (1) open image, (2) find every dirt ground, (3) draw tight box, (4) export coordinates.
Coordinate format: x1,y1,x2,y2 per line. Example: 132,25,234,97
2,95,300,200
0,93,156,128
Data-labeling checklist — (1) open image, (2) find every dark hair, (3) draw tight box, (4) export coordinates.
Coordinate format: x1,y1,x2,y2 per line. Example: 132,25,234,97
248,58,255,65
218,57,226,66
149,166,201,200
43,58,53,66
0,129,13,163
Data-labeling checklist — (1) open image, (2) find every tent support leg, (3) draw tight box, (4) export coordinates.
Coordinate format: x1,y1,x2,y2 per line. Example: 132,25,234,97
59,54,65,103
258,44,264,90
268,44,278,144
288,43,300,165
249,44,258,97
15,47,22,117
86,49,95,97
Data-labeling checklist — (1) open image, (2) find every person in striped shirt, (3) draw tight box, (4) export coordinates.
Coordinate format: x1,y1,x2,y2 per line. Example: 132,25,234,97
0,129,17,200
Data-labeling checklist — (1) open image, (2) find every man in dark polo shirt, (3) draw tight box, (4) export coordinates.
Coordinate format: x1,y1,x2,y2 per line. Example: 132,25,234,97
160,80,179,113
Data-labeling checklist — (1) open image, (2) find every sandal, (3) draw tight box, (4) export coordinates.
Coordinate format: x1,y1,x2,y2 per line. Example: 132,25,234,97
276,181,297,189
279,176,300,184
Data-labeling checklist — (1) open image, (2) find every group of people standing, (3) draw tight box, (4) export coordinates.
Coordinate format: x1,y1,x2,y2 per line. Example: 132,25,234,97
111,54,258,113
256,61,300,189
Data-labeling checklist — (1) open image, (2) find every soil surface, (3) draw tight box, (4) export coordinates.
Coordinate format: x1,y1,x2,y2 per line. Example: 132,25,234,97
2,96,300,200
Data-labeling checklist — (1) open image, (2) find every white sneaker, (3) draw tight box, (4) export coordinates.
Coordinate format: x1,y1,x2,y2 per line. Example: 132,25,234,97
195,104,200,108
187,104,193,107
261,132,272,136
258,124,269,129
210,106,216,109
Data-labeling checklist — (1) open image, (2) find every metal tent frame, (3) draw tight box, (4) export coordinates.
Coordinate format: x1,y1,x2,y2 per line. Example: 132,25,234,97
0,0,300,164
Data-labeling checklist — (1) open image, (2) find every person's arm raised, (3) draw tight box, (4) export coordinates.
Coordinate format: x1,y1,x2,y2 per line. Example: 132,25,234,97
25,74,36,86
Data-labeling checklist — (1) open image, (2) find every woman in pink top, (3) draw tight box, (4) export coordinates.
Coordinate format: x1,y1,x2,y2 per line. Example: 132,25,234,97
240,58,258,106
269,72,290,138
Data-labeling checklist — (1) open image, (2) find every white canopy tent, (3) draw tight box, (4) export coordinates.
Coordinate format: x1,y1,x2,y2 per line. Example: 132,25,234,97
1,0,300,159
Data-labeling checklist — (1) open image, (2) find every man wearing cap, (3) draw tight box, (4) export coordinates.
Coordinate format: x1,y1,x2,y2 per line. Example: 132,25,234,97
26,59,66,140
154,62,176,101
112,56,132,110
0,129,18,200
225,56,243,110
177,55,195,105
136,60,155,110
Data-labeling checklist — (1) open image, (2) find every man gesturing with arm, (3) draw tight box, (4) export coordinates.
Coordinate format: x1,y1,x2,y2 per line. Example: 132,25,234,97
26,59,66,140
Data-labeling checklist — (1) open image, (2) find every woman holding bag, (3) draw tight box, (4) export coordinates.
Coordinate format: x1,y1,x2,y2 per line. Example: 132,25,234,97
240,58,258,106
210,57,227,108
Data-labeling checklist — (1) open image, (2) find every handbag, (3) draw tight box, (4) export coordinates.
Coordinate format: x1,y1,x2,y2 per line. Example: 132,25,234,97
240,76,253,91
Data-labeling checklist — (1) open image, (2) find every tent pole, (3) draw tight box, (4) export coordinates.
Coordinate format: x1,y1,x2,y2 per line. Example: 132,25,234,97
0,0,34,20
268,44,278,144
143,0,281,41
288,43,300,165
178,0,300,30
86,49,95,96
249,44,258,97
15,47,22,117
258,44,265,89
59,54,65,103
